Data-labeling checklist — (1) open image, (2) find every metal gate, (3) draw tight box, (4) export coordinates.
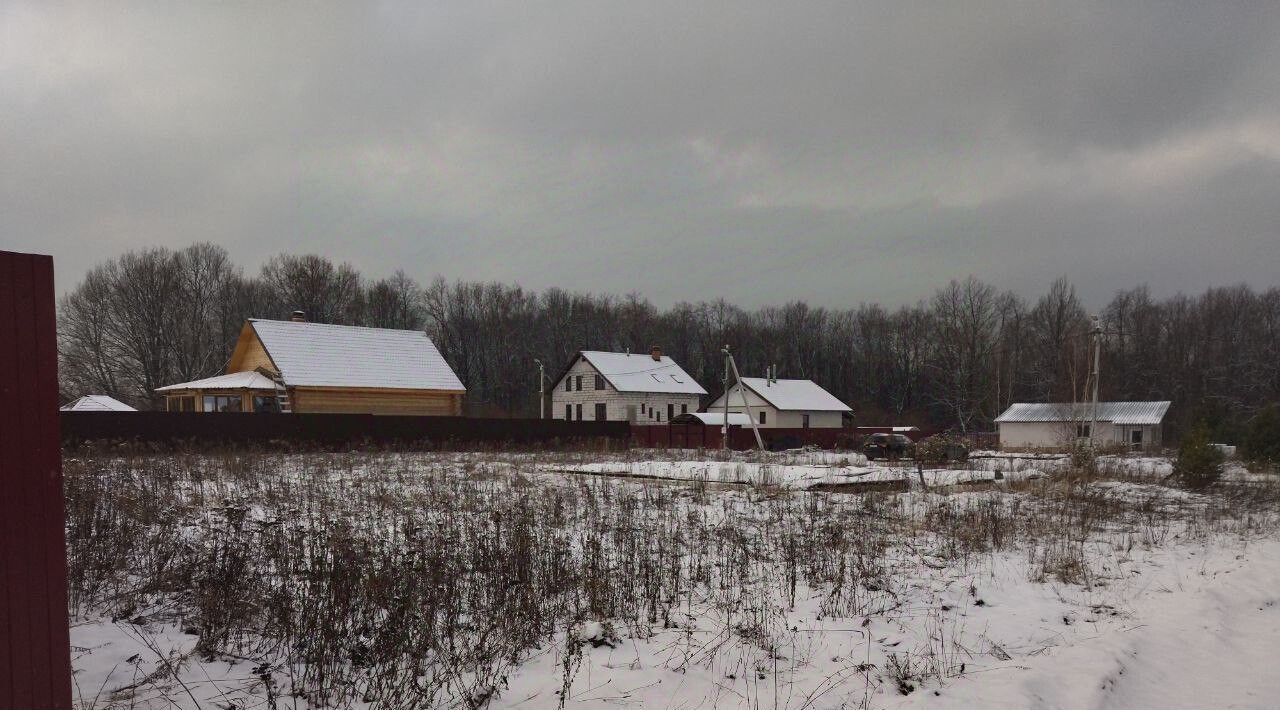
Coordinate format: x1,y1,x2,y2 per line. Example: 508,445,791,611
1,250,73,709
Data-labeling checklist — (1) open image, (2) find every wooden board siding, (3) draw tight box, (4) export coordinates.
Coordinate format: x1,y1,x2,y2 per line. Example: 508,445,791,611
291,387,463,416
227,323,278,374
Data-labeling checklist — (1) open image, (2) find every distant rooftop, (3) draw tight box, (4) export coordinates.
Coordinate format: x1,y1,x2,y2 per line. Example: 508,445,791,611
578,351,707,395
60,394,136,412
156,371,278,392
249,319,465,392
995,401,1171,425
737,378,852,412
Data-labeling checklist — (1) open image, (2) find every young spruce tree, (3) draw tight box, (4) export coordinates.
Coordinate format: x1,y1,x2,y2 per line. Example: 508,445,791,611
1174,420,1225,490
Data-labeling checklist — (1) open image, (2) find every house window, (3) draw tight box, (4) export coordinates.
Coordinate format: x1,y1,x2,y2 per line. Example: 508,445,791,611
759,411,767,425
1077,423,1091,438
640,403,646,414
595,374,606,390
575,403,583,420
681,404,688,414
667,403,675,421
252,395,279,413
203,394,242,413
657,410,662,422
1131,429,1143,445
575,375,583,391
565,379,571,392
802,414,811,429
566,404,572,420
595,403,607,420
169,395,196,412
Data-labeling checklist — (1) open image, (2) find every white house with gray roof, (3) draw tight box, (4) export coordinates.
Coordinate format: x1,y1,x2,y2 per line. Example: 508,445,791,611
551,347,706,424
995,401,1170,450
705,377,852,428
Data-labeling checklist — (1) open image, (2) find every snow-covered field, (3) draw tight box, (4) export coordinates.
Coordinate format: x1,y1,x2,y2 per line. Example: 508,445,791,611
65,449,1280,709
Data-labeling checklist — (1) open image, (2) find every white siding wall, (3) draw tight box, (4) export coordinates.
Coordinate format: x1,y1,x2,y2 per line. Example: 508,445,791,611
550,356,699,424
997,422,1070,449
705,384,845,428
998,420,1162,449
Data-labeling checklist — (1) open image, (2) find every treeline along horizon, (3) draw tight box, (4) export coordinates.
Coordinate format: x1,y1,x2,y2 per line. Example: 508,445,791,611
56,243,1279,438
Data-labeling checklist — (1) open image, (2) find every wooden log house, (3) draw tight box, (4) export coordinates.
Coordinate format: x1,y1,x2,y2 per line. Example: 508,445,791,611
156,313,466,415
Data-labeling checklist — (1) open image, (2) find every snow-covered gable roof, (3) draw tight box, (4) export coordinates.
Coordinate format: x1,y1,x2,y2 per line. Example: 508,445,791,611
576,351,707,395
250,319,465,391
995,401,1170,425
156,371,278,392
60,395,136,411
739,378,851,412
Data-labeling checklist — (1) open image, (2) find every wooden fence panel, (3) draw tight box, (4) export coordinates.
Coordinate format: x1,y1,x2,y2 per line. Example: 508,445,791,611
0,250,72,710
62,411,631,450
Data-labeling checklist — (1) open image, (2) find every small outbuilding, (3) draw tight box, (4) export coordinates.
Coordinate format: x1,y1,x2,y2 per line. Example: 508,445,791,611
995,401,1170,451
705,377,851,428
60,395,136,412
673,412,752,427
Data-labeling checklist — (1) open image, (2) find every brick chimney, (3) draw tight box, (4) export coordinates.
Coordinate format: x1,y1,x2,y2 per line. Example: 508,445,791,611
290,310,306,322
650,345,662,361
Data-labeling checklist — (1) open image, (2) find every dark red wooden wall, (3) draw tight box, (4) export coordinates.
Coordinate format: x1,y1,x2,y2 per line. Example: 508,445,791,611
1,251,72,710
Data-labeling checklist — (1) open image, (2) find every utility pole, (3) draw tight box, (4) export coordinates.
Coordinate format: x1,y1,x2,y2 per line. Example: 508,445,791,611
1089,315,1101,447
534,358,546,419
722,346,765,451
722,346,730,451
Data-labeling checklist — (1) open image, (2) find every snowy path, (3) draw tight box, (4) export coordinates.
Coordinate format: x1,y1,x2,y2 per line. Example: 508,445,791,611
907,539,1280,709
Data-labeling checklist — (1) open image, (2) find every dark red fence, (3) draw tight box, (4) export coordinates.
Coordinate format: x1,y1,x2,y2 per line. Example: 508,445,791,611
62,411,630,450
1,251,73,709
632,424,863,451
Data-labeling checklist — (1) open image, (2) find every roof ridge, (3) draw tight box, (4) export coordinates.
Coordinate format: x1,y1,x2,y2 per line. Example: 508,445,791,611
250,318,428,335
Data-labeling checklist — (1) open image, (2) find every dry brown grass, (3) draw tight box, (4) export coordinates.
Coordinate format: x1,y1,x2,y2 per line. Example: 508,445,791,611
64,448,1280,707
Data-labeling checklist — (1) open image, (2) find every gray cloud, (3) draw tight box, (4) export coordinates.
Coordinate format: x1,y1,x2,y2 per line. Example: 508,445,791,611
2,1,1278,307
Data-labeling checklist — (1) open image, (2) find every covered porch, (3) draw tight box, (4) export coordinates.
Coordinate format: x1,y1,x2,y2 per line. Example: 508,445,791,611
156,371,282,413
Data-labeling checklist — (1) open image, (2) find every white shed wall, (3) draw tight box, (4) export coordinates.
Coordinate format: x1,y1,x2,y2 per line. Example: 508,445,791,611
997,422,1071,449
998,420,1162,450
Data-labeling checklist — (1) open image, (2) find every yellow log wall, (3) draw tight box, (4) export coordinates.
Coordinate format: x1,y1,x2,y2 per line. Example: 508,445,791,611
291,388,463,416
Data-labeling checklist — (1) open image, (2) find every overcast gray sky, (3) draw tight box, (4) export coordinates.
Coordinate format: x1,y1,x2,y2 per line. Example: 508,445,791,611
3,1,1278,306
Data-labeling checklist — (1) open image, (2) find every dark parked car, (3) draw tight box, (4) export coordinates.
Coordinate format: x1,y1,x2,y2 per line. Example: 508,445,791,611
864,433,915,460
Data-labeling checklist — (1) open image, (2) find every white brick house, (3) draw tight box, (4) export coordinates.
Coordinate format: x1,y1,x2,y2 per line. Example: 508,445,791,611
551,348,706,424
705,378,851,428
